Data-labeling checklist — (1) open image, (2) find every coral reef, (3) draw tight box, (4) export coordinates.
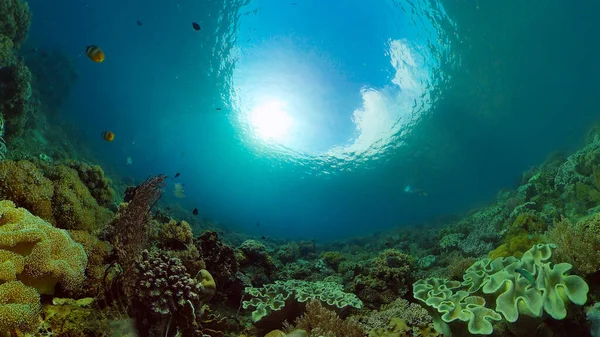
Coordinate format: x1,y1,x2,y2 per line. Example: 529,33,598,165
63,160,115,208
0,280,40,334
133,249,217,336
350,249,413,308
194,230,243,306
359,298,435,336
108,175,166,298
37,297,120,336
0,0,31,48
287,300,364,337
413,244,588,336
160,219,194,250
320,251,345,271
0,159,54,221
0,200,88,295
547,214,600,275
0,57,32,140
68,230,112,298
0,0,32,140
46,164,114,231
243,279,362,330
589,302,600,337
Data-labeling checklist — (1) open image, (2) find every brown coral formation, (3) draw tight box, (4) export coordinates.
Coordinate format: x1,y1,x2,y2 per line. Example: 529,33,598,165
350,249,413,308
287,300,364,337
547,215,600,275
68,230,112,297
194,231,242,306
160,219,194,250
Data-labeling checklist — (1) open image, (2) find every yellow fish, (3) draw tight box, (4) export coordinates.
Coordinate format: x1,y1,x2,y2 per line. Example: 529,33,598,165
86,45,105,63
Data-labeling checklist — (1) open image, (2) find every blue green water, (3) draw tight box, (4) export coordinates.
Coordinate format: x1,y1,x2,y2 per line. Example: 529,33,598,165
25,0,600,240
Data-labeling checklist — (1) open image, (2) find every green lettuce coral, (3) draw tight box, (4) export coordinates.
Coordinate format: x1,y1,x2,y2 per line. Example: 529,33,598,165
243,279,362,325
413,244,588,336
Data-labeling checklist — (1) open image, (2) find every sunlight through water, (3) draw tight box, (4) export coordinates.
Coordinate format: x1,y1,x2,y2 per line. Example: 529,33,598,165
249,99,294,141
228,0,449,173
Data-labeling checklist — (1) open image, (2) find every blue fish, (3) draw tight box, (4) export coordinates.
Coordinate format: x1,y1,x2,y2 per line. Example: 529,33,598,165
515,268,535,284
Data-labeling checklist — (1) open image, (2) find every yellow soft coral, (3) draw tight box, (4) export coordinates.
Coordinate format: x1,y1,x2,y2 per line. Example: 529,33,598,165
0,281,41,334
68,230,112,297
0,200,87,295
0,160,55,222
46,165,113,231
159,219,193,249
63,160,115,208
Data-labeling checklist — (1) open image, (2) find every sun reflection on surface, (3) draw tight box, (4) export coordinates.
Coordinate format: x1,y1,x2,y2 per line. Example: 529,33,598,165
249,99,294,141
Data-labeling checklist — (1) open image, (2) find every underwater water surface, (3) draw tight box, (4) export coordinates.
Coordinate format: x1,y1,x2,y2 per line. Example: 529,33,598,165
24,0,600,239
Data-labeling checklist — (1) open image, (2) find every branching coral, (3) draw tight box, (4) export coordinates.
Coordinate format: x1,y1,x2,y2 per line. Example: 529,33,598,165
547,215,600,275
290,300,364,337
360,298,432,333
134,250,208,316
351,249,413,308
109,174,165,297
133,249,215,336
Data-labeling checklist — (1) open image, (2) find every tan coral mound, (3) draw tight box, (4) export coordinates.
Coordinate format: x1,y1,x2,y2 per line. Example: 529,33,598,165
0,160,55,222
0,200,88,295
0,280,41,333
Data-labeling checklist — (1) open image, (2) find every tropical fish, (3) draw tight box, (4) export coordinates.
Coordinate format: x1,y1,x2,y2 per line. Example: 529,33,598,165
192,208,198,215
101,130,115,142
192,22,201,31
136,20,143,26
86,45,105,63
174,172,180,178
216,107,222,111
515,268,536,285
174,183,185,198
126,156,132,165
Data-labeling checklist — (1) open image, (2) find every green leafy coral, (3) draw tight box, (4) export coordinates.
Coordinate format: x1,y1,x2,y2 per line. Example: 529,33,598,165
413,244,588,336
243,279,362,325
